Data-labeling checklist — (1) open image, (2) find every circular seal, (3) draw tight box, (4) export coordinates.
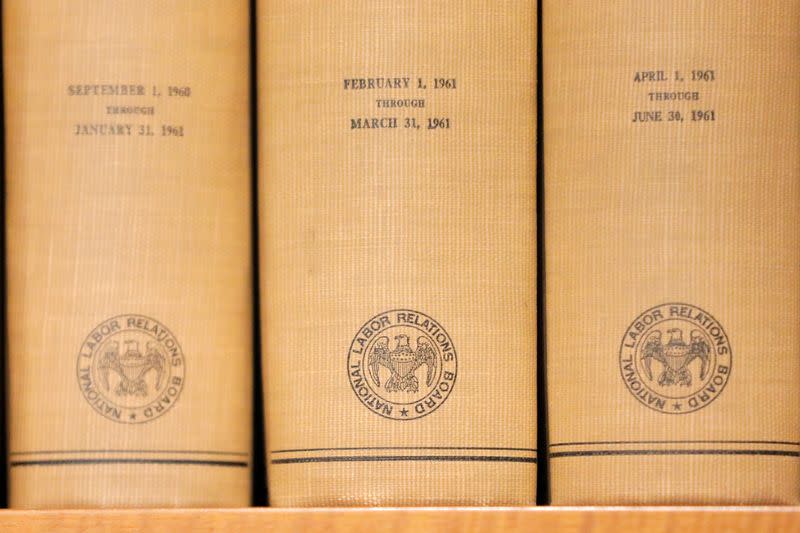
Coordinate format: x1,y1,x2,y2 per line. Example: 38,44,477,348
619,303,731,414
348,309,457,420
76,315,185,424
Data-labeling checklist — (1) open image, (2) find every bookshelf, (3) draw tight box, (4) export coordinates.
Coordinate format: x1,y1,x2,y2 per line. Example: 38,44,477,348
0,507,798,532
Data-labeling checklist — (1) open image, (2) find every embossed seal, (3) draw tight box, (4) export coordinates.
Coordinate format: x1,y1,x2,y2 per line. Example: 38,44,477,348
348,310,457,420
619,303,731,414
77,315,185,423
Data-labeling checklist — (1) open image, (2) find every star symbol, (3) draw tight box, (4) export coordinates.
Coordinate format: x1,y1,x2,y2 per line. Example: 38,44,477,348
672,402,682,411
129,413,137,420
400,408,409,417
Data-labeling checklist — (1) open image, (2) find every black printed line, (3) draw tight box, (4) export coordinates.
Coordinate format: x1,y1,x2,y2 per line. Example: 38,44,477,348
271,447,537,454
9,449,249,457
272,455,537,465
10,459,249,468
550,449,800,459
548,440,800,448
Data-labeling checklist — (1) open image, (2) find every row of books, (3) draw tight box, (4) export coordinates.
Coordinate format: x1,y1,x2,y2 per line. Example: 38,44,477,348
3,0,798,508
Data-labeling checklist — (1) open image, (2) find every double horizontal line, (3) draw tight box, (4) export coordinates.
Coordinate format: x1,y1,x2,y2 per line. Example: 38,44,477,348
270,446,537,465
547,440,800,459
9,449,250,468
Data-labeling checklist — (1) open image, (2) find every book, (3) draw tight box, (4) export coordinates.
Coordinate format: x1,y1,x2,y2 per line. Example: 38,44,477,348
4,1,252,508
543,0,800,504
259,0,537,506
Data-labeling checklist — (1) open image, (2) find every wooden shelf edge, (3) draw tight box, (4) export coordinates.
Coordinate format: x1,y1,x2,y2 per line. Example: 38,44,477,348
0,507,799,533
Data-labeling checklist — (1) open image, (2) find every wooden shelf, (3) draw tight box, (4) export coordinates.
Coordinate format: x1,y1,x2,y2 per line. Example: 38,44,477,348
0,507,798,532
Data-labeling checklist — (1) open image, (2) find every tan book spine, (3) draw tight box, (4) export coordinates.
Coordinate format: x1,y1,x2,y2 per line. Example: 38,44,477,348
4,1,252,508
544,0,800,504
259,1,537,506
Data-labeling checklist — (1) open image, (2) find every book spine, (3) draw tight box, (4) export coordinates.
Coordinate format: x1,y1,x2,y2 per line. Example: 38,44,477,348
544,0,800,504
4,1,252,507
259,1,537,506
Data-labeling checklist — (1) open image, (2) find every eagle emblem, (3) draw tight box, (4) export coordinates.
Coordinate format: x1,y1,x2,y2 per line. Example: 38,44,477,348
368,334,437,393
97,339,166,397
641,328,710,387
